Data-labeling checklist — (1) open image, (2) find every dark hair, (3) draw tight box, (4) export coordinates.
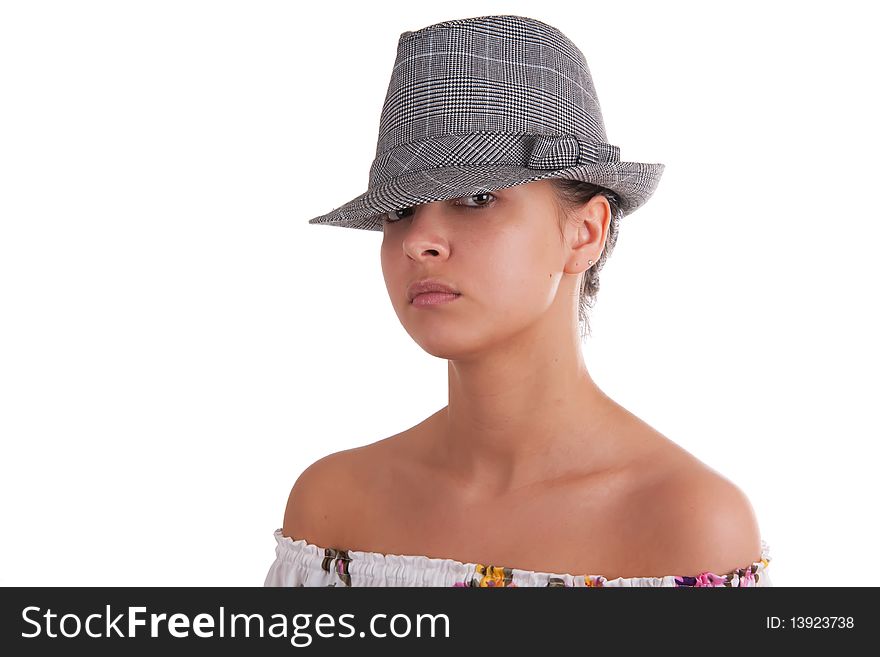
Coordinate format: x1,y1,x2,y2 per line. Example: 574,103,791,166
548,178,622,341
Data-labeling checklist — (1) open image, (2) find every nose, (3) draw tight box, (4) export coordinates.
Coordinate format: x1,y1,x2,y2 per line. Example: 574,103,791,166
399,202,451,259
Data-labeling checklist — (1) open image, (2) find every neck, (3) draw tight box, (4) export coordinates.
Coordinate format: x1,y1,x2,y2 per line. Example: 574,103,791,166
428,312,621,499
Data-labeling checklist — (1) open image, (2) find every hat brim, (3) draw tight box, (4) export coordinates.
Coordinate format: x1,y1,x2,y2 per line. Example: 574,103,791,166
307,161,665,231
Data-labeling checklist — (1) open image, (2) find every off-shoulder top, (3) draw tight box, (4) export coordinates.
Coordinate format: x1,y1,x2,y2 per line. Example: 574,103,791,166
263,528,773,587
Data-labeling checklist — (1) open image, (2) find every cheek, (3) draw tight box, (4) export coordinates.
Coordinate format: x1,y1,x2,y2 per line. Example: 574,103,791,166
380,241,400,293
380,235,400,271
473,233,558,307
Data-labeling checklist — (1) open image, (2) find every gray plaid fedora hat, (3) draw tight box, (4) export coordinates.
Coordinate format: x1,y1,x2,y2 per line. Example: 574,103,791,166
308,14,665,231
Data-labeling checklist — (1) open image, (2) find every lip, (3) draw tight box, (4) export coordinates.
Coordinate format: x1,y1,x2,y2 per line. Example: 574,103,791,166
407,278,461,303
411,291,461,307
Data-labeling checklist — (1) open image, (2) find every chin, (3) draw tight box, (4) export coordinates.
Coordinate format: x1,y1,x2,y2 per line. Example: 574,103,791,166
404,323,492,360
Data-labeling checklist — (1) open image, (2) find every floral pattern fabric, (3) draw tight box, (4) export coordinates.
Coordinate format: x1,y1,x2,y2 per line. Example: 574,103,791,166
264,529,773,588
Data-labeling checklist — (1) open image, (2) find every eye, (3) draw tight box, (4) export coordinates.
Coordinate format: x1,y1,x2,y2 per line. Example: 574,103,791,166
381,206,416,224
382,192,496,224
453,192,496,209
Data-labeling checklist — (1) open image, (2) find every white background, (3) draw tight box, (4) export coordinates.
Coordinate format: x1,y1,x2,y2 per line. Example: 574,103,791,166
1,0,877,586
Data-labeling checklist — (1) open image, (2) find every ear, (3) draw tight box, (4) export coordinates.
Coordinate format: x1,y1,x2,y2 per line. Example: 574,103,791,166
562,194,611,275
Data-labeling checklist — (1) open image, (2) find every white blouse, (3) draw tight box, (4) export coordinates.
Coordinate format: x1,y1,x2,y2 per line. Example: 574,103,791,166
264,529,774,587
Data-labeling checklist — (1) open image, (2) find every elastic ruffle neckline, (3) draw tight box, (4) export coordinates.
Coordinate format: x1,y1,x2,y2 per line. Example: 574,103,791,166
270,528,772,587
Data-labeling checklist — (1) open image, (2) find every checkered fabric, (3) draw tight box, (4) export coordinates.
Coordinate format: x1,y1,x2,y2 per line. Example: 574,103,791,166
307,14,665,231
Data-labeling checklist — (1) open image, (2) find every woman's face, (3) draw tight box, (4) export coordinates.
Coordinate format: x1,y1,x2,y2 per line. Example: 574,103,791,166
380,179,601,359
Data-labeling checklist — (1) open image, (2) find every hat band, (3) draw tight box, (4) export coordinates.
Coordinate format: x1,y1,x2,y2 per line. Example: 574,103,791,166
369,132,620,187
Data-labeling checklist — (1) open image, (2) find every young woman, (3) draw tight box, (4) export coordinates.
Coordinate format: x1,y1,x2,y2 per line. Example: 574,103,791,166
264,14,772,587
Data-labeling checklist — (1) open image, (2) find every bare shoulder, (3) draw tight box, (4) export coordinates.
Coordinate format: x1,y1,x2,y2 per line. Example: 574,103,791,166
628,453,764,576
280,447,365,549
279,427,418,551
